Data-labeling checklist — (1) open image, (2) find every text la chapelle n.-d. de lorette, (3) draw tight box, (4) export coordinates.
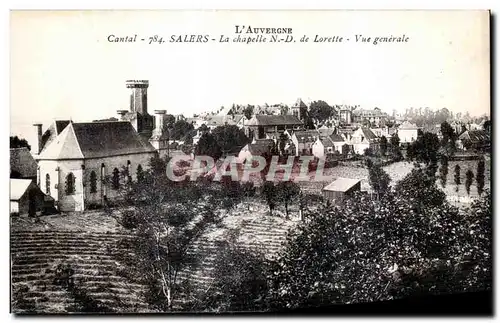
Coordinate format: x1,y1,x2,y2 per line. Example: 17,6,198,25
107,25,410,45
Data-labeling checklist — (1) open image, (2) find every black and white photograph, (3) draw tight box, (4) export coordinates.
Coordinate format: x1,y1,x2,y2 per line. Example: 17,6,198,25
8,8,492,315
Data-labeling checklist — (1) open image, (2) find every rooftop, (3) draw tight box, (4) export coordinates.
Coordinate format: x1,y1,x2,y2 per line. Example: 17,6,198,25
323,178,362,192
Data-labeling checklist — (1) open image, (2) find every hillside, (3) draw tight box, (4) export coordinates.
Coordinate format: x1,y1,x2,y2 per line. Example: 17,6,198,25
10,207,297,313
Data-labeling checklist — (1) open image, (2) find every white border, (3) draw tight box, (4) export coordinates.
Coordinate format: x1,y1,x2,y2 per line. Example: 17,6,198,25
2,1,498,322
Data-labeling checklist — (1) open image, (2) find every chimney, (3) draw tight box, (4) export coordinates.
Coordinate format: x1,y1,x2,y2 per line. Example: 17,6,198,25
117,110,128,120
153,110,166,130
33,123,43,154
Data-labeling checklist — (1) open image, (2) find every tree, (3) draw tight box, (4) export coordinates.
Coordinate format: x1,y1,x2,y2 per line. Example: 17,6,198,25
308,100,333,124
476,158,485,196
105,159,224,311
394,164,446,209
276,181,301,218
408,132,440,167
465,169,474,196
211,125,249,155
267,171,491,310
262,181,278,216
195,133,222,160
171,120,194,141
440,121,457,156
439,155,449,188
10,136,31,151
193,232,269,312
243,105,254,120
389,133,402,161
380,136,388,157
483,120,491,133
368,162,391,198
454,165,461,193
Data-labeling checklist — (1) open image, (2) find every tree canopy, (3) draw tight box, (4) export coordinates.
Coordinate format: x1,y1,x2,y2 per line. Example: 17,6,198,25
10,136,31,151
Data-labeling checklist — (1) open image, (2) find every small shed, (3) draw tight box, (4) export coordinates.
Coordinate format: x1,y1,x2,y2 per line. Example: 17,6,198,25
322,178,362,204
10,179,52,216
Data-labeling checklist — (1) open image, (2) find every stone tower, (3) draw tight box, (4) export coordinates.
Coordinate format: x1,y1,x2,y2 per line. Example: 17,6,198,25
118,80,154,139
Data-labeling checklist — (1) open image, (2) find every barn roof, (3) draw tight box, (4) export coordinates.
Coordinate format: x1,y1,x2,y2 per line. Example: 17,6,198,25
10,147,38,178
10,178,34,201
323,178,361,192
247,115,303,127
38,121,156,160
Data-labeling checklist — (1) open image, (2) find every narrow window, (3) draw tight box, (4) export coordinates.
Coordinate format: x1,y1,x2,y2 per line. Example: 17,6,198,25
112,168,120,189
65,173,75,195
90,171,97,193
45,174,51,195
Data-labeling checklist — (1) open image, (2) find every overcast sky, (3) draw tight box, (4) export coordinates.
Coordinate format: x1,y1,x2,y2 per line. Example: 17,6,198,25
10,10,490,149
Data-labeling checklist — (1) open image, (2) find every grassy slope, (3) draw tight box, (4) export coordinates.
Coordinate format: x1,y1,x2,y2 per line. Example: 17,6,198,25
10,202,297,313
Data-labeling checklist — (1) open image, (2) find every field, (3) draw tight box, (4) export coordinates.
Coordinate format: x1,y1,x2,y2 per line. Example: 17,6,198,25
10,200,297,313
298,160,415,194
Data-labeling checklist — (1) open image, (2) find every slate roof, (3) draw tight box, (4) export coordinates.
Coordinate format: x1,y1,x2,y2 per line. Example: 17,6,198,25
39,121,156,160
319,136,335,148
10,178,34,201
458,130,490,143
318,126,335,138
329,133,346,142
10,147,38,178
204,115,245,127
323,178,362,192
247,115,303,126
245,139,274,156
293,130,319,143
40,120,71,153
358,127,378,141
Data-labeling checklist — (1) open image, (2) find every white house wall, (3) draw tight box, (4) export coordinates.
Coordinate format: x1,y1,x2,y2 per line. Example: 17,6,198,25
83,152,157,206
38,159,84,212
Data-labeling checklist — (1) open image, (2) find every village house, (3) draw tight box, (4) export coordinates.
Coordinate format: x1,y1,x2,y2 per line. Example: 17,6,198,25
350,127,379,155
246,115,303,141
317,125,335,138
312,136,335,159
203,114,247,130
10,178,54,216
397,120,420,144
238,139,275,162
322,178,362,205
456,129,491,151
352,107,389,127
290,129,319,156
330,133,349,154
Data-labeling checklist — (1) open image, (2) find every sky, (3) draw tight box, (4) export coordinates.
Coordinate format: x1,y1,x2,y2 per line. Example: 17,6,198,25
10,10,490,150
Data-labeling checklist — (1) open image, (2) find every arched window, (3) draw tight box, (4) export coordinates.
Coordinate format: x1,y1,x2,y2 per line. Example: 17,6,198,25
65,173,75,195
45,174,51,195
90,171,97,193
112,168,120,189
137,164,144,182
